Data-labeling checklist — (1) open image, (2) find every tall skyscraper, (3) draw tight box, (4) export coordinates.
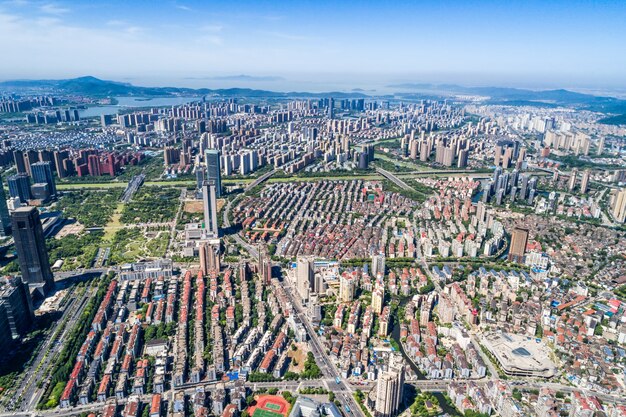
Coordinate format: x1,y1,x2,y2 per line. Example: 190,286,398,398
201,181,219,237
0,174,11,237
11,207,54,297
373,355,405,417
31,161,57,196
508,227,529,263
205,149,222,198
7,173,31,202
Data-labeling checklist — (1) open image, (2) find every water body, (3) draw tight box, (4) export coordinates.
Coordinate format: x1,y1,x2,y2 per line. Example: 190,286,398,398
79,96,201,118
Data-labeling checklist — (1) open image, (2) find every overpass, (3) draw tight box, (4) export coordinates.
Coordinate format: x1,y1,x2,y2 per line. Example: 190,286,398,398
375,166,411,190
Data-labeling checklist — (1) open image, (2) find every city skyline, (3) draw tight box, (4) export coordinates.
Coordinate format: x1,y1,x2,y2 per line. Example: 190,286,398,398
1,0,625,91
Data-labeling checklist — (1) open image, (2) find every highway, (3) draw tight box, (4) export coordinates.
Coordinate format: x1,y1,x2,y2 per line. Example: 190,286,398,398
5,279,99,413
375,166,411,190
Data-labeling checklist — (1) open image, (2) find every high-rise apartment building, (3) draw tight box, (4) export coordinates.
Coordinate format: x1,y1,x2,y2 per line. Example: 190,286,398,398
508,227,529,263
11,207,54,297
339,274,356,303
373,355,405,417
612,188,626,223
296,257,314,302
580,169,590,194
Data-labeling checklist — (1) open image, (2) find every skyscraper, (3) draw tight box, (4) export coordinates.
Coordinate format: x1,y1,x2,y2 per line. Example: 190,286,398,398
339,274,355,302
371,253,386,277
296,257,314,302
508,227,529,263
580,169,590,194
373,355,405,417
31,161,56,196
0,276,34,339
205,149,222,198
201,181,219,237
612,188,626,223
11,207,54,297
0,174,11,236
568,168,578,192
7,173,31,202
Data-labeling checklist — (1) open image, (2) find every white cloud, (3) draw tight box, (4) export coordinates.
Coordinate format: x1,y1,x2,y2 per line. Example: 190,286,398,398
39,2,69,15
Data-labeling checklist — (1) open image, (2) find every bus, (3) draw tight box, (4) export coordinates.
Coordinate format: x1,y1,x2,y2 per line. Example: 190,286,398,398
344,405,351,414
335,377,341,385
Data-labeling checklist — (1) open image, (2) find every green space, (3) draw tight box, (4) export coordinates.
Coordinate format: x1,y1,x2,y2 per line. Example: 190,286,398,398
109,228,170,264
120,186,180,224
47,231,103,271
382,179,433,203
56,189,122,227
410,392,441,417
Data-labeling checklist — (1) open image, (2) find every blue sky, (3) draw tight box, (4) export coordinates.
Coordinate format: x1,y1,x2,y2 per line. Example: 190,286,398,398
1,0,625,91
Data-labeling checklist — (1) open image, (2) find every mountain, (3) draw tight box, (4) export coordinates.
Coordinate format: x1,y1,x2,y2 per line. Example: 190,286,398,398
388,83,626,114
0,76,368,99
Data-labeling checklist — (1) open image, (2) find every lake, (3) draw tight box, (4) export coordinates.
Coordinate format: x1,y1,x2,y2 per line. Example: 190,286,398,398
79,96,202,118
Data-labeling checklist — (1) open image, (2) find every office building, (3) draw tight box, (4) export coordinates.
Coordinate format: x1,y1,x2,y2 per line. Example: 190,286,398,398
205,149,222,198
11,207,54,297
508,227,529,263
0,277,34,339
8,173,31,202
0,174,11,236
201,181,219,237
372,355,405,417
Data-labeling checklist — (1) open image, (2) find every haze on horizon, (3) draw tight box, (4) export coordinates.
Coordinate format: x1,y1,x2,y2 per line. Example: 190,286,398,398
1,0,625,93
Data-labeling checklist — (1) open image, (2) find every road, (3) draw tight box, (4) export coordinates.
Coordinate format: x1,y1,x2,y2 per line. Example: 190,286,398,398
5,280,98,413
375,166,411,190
278,278,364,417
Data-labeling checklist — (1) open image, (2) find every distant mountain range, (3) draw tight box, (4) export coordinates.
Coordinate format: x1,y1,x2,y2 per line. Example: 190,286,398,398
0,76,367,99
1,76,625,118
388,82,626,115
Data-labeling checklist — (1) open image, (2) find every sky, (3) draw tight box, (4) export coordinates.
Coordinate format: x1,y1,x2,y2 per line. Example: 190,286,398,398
1,0,625,92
